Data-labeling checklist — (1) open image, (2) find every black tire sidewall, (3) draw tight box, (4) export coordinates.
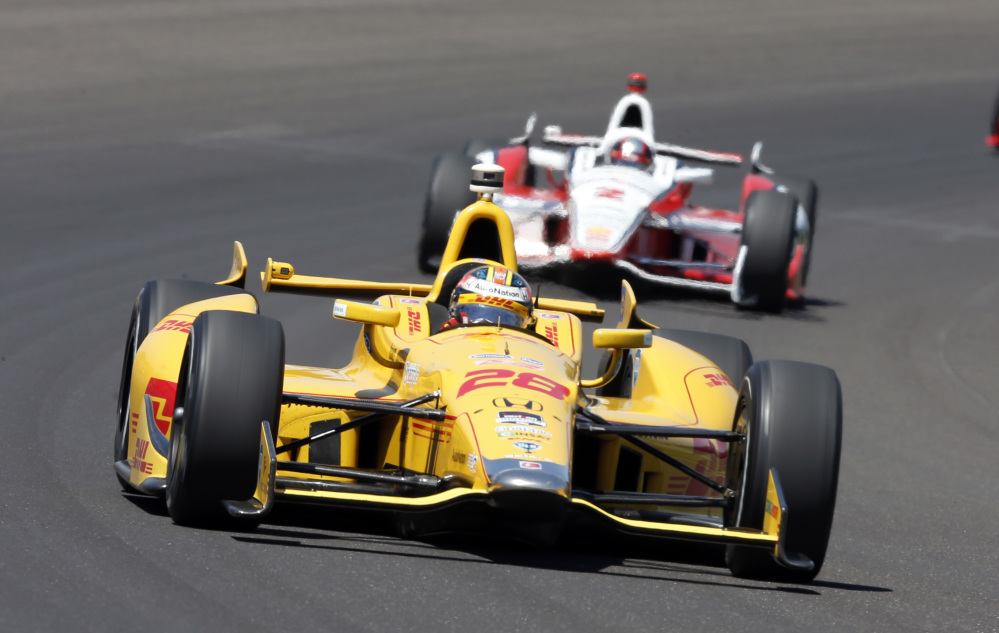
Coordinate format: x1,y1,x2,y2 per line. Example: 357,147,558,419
739,190,797,312
658,329,753,386
116,280,249,481
166,310,284,525
727,360,842,581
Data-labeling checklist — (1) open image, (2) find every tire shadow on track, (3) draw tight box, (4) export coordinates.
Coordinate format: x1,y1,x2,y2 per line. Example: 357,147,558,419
219,505,888,595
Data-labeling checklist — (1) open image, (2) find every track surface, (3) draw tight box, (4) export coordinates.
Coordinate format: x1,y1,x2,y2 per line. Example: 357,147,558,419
3,2,999,631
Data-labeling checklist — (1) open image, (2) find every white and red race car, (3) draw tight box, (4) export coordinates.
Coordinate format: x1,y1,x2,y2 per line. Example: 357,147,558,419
418,74,818,312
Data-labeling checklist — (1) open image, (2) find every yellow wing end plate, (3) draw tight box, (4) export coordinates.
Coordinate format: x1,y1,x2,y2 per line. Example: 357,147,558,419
766,468,815,572
222,421,277,519
217,241,249,288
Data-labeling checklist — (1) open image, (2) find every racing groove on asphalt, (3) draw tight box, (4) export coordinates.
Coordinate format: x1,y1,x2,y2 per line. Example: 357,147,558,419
2,2,998,631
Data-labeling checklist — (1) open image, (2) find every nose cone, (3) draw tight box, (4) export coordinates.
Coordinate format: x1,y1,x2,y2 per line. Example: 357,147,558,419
488,466,570,515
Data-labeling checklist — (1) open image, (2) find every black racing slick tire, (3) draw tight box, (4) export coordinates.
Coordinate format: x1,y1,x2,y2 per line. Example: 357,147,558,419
417,152,477,274
737,190,796,313
114,279,248,490
772,175,819,287
658,329,753,387
165,310,284,527
724,361,842,583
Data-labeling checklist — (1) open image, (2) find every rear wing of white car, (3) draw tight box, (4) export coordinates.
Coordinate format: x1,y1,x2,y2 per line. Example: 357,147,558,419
543,125,743,167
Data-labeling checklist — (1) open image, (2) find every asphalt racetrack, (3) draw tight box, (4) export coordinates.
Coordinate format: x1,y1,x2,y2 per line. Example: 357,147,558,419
3,2,999,631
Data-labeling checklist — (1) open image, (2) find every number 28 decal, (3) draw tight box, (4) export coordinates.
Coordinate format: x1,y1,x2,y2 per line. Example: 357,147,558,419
457,369,571,400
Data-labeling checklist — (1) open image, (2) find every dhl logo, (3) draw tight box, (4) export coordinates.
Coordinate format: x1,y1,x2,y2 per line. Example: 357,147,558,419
472,295,517,309
152,319,193,334
407,308,422,335
544,324,559,346
704,373,733,387
133,437,154,474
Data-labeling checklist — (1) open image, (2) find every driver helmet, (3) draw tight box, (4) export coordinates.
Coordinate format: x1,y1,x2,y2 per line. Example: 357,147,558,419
609,136,654,171
447,265,533,329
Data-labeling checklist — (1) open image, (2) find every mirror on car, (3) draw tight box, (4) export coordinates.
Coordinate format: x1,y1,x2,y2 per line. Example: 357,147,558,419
333,300,401,328
592,328,652,349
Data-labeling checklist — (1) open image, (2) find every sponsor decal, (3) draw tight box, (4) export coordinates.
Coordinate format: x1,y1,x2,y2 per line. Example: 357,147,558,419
704,373,733,387
535,312,562,321
512,441,541,452
506,454,554,462
459,293,528,315
399,297,421,305
403,362,420,386
471,353,512,360
132,437,154,474
492,397,543,411
585,227,611,243
519,461,542,470
595,186,625,200
766,499,779,520
496,411,546,428
468,453,478,473
406,308,422,335
544,324,560,346
518,357,543,368
493,267,508,283
152,319,193,334
474,359,542,369
333,302,348,317
494,425,552,439
363,332,372,354
458,278,530,302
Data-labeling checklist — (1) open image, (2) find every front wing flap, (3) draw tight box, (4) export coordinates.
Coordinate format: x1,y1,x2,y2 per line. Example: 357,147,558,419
570,468,813,571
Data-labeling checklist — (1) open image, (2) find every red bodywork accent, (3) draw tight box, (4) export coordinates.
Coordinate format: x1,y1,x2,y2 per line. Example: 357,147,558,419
488,145,809,300
648,183,693,215
739,173,777,211
987,134,999,147
144,377,178,436
627,73,647,93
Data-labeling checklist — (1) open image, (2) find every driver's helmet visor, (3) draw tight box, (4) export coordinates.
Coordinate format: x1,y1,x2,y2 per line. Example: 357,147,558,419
454,294,530,328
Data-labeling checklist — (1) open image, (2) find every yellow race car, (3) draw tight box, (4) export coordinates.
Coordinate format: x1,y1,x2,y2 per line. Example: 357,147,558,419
114,165,842,583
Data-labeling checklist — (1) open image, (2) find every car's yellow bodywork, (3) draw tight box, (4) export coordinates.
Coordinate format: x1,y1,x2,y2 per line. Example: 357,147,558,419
119,195,797,559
